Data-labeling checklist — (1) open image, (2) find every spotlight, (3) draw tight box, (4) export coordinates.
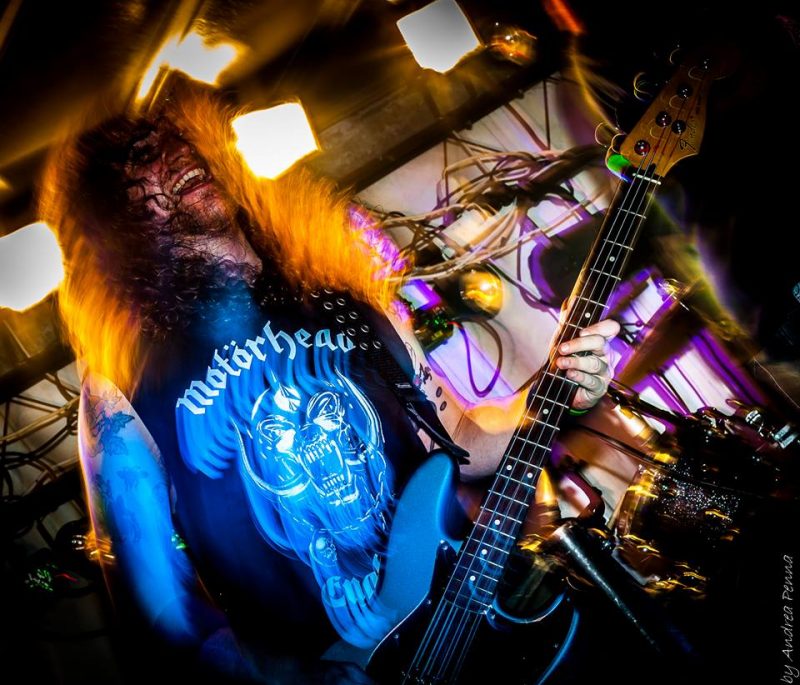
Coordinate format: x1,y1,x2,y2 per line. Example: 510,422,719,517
232,102,319,179
396,0,482,73
0,222,64,311
165,32,239,85
137,30,241,102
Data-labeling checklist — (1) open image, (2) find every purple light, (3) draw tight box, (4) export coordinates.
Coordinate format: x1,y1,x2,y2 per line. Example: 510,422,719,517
400,278,442,311
427,329,514,407
347,204,408,277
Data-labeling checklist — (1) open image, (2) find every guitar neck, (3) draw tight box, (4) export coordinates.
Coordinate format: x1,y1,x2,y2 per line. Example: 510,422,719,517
445,163,660,608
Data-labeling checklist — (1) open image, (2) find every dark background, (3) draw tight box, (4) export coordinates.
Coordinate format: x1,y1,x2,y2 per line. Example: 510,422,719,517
1,1,799,683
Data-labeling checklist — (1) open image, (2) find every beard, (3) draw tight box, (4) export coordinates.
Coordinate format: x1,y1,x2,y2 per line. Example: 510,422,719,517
130,209,261,340
145,182,246,263
160,202,262,287
167,202,232,240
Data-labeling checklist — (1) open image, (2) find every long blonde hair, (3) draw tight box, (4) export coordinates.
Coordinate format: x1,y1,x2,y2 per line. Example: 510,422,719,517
39,81,399,395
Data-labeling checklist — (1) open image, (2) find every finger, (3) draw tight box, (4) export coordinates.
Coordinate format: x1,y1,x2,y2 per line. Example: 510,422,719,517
567,370,606,410
556,353,608,376
579,318,620,340
572,386,601,411
559,333,607,356
565,367,605,395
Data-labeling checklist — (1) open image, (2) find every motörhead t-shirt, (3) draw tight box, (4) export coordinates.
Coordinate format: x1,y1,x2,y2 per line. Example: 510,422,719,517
131,276,431,656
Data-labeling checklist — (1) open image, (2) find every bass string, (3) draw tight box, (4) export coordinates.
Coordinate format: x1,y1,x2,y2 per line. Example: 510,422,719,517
438,158,655,615
443,74,698,611
412,153,657,681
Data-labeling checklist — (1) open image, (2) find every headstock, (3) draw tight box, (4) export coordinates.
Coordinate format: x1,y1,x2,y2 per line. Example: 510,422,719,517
619,48,731,178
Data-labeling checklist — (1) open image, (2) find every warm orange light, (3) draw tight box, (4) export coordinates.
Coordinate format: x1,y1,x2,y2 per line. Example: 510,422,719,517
703,509,732,522
137,30,241,101
79,530,116,563
625,484,658,499
0,222,64,311
535,468,558,507
463,390,527,434
612,403,658,442
543,0,585,35
651,450,677,465
397,0,482,73
167,32,239,84
0,175,10,192
488,23,537,66
232,103,319,179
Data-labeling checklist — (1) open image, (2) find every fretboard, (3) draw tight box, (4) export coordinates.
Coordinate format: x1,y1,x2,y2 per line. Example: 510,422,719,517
443,163,661,611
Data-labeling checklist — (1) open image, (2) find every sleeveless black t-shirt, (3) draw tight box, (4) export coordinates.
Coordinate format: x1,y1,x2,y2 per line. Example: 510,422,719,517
131,276,431,656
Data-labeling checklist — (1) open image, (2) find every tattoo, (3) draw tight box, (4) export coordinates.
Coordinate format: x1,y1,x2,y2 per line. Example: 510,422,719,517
87,390,135,459
117,466,147,492
93,472,144,544
416,363,432,388
110,492,142,544
94,473,112,502
405,342,432,389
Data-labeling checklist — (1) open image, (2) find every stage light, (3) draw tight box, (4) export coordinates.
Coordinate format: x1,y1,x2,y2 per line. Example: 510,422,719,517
396,0,482,73
0,222,64,311
0,175,9,192
137,30,240,101
167,32,239,84
231,102,319,179
542,0,585,35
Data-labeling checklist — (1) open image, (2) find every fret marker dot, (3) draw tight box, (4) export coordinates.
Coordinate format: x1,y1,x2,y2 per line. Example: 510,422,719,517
494,519,500,526
470,575,476,582
543,408,549,414
584,312,590,318
526,472,533,479
506,465,512,471
609,255,616,262
481,549,488,556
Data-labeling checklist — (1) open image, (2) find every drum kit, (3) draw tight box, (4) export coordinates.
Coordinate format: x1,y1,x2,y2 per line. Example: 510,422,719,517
607,382,797,596
598,273,799,597
502,270,800,603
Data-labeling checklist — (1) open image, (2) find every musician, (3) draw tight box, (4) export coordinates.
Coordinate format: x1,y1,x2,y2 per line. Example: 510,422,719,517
39,82,619,682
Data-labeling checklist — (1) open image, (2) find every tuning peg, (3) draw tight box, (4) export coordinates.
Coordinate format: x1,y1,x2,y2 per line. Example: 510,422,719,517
632,71,662,101
593,121,618,149
667,44,684,66
609,132,626,154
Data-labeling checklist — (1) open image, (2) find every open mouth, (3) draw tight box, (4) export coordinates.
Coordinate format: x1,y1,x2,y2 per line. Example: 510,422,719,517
172,166,211,197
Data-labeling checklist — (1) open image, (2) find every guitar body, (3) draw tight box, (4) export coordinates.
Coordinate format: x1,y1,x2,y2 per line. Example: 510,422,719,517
325,451,577,684
366,567,576,685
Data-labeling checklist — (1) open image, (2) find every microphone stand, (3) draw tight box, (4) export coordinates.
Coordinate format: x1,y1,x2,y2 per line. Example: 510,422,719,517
546,516,697,664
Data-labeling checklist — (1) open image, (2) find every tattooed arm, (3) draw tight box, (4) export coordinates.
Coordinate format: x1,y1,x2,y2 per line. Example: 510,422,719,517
385,302,619,479
79,374,372,683
78,373,221,642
